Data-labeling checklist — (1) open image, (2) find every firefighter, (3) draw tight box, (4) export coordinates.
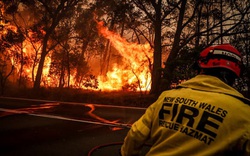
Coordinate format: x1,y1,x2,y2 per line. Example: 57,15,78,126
121,44,250,156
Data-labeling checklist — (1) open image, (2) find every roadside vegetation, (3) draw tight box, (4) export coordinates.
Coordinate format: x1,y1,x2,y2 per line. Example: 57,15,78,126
3,86,157,108
0,1,249,100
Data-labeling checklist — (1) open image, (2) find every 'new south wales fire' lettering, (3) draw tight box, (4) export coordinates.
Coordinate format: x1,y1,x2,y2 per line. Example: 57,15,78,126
158,97,228,145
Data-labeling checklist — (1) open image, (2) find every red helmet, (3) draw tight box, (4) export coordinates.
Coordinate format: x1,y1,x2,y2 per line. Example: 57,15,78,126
198,44,243,77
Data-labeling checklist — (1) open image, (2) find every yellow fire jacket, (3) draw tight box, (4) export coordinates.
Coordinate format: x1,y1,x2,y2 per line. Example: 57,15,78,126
121,75,250,156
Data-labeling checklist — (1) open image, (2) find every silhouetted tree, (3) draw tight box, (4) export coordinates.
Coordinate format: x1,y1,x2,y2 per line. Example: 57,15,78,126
33,0,83,90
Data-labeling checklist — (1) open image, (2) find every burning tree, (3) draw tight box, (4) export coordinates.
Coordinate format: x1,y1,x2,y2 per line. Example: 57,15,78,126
0,1,25,94
96,21,153,91
0,0,249,97
127,0,250,95
27,0,83,90
0,0,92,90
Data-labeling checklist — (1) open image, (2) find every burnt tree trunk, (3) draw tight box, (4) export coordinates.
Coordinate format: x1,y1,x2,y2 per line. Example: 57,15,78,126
33,34,49,89
150,1,162,95
163,0,187,89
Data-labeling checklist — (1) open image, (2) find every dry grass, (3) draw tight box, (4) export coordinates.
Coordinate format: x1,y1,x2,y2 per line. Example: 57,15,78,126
3,87,157,108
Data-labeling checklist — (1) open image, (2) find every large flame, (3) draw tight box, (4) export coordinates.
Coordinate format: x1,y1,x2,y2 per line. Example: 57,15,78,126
96,21,153,91
1,3,153,92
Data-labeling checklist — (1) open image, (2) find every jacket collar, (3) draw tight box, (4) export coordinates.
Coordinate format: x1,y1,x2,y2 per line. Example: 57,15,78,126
178,75,250,104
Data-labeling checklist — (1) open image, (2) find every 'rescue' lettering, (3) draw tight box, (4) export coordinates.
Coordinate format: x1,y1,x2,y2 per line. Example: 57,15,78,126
158,97,228,145
159,120,215,145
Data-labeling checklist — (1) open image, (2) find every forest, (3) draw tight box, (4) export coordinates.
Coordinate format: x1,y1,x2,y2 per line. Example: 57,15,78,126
0,0,249,104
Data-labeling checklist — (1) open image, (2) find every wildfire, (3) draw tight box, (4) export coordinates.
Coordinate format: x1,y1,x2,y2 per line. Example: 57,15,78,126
0,2,17,42
96,21,153,91
1,3,153,91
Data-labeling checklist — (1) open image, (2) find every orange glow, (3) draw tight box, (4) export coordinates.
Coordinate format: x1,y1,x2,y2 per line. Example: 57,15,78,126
1,4,153,92
96,21,153,91
85,104,132,131
86,104,120,124
0,102,60,117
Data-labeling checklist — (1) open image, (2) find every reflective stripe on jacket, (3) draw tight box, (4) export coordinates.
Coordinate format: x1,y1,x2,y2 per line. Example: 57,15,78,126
121,75,250,156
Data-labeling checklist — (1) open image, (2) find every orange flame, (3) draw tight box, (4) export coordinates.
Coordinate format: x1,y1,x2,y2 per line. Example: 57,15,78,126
1,6,153,91
96,21,153,91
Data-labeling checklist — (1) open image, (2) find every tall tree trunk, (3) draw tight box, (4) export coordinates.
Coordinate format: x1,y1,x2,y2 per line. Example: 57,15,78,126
33,35,49,89
76,38,89,81
67,49,70,88
18,44,24,86
59,54,65,88
163,0,187,89
150,1,162,95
